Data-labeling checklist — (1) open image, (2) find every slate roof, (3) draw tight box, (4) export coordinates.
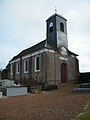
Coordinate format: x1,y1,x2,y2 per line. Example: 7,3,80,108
46,13,67,22
68,50,78,56
10,39,78,62
9,40,57,62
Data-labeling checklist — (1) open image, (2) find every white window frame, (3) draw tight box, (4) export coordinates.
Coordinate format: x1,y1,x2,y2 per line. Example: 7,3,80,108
10,64,13,75
24,59,28,73
35,56,40,72
16,62,20,74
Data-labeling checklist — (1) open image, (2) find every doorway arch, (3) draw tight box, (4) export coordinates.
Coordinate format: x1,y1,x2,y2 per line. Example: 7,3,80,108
61,63,67,83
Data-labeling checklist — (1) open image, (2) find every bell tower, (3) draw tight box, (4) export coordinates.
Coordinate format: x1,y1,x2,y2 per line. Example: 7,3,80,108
46,13,68,48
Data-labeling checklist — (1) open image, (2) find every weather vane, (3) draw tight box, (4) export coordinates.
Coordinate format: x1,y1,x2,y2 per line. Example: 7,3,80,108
55,7,57,13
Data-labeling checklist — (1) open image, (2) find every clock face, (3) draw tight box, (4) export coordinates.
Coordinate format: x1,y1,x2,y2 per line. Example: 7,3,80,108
49,22,53,27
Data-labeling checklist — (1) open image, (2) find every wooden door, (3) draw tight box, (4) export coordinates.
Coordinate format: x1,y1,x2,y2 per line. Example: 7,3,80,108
61,63,67,83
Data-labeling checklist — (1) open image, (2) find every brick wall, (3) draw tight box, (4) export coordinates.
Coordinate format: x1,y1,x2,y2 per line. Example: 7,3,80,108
8,50,79,85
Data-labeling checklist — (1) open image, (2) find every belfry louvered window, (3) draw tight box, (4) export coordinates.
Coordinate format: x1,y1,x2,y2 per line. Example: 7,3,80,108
60,22,64,32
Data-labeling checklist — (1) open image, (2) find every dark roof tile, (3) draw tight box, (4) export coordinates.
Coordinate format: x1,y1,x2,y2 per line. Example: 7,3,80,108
10,40,57,62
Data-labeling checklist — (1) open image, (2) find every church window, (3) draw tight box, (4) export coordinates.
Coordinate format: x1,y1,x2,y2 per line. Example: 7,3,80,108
10,64,13,75
35,56,40,72
24,59,28,73
49,22,53,33
16,62,20,74
60,22,64,32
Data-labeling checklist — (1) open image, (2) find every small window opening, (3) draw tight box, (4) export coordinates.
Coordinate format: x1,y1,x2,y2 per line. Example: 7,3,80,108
35,56,40,72
10,64,13,74
60,22,64,32
24,59,28,73
16,62,20,74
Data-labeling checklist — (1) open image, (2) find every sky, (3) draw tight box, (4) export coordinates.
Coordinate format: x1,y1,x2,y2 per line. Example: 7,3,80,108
0,0,90,72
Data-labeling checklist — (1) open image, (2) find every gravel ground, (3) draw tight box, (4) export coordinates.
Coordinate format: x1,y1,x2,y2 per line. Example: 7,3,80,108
0,84,90,120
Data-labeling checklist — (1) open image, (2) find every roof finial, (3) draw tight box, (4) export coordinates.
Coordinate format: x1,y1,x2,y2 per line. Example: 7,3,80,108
55,7,57,14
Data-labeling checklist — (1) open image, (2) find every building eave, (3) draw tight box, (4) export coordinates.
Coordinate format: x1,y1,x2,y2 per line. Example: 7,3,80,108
46,13,67,22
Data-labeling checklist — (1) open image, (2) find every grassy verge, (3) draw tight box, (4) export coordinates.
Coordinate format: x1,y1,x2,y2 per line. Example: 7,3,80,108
74,102,90,120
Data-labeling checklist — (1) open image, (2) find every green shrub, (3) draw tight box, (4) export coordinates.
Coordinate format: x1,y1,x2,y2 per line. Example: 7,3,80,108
74,103,90,120
43,84,58,91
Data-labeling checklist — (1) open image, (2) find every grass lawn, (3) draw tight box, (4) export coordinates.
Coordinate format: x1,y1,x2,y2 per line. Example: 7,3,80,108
74,102,90,120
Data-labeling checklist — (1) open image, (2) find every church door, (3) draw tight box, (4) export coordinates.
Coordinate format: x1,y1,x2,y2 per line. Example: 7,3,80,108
61,63,67,83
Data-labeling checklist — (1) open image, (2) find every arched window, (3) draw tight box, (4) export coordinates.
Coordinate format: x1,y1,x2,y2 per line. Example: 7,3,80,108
49,22,53,33
10,64,13,75
16,62,20,74
60,22,64,32
35,56,40,72
24,59,28,73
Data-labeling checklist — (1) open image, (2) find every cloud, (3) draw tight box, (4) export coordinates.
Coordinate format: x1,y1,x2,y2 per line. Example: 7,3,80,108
0,45,20,68
65,2,90,71
0,0,90,72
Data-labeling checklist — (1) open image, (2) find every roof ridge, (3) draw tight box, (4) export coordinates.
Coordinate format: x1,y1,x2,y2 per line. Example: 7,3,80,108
10,40,47,61
46,13,67,21
17,40,46,55
9,39,58,62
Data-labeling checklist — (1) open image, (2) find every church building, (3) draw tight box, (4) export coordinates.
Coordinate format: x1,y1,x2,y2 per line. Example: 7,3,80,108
6,13,79,86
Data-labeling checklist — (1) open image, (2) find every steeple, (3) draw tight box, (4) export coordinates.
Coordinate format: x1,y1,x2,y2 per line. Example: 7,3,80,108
46,13,68,48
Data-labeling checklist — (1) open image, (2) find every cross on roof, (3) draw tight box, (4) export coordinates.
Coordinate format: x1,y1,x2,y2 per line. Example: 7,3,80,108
55,7,57,13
